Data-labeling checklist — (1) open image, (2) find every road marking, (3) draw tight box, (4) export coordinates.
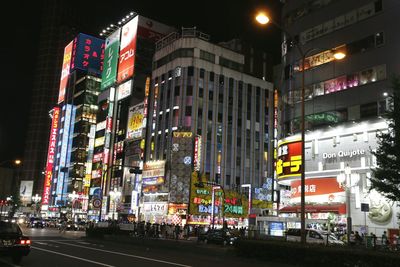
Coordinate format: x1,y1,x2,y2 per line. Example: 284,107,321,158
0,258,20,267
32,246,116,267
52,241,192,267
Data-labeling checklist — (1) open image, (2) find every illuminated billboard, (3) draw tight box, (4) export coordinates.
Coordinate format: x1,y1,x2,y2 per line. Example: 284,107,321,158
137,15,176,42
117,16,138,83
70,33,105,74
142,161,165,193
101,29,121,90
57,41,73,104
170,132,193,204
276,138,302,180
42,107,60,207
126,102,145,140
20,180,34,203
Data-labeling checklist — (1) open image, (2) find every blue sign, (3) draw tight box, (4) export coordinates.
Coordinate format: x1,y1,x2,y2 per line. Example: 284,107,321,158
70,33,105,75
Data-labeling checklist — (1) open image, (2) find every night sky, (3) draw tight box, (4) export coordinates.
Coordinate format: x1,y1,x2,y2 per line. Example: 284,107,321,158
0,0,282,163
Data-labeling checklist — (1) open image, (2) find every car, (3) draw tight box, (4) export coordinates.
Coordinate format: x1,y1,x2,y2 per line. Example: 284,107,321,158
200,229,239,246
0,221,31,264
28,218,44,228
286,228,344,245
59,220,79,231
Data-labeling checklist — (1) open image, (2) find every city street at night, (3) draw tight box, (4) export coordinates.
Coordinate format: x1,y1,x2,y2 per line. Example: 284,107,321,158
0,227,289,267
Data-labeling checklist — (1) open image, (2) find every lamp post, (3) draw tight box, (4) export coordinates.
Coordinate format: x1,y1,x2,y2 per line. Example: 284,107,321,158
241,184,252,219
255,11,346,244
32,194,41,216
109,188,121,221
337,164,352,245
68,191,79,222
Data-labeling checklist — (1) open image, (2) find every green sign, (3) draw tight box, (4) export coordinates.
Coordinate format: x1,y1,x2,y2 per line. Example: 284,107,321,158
101,29,120,91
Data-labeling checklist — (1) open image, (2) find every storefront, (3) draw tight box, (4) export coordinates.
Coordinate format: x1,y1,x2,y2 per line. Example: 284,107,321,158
277,119,399,235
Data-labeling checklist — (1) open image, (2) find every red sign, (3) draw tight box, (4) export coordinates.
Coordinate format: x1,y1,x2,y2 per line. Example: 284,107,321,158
290,178,344,198
58,42,73,103
117,16,138,83
42,107,60,205
276,139,302,179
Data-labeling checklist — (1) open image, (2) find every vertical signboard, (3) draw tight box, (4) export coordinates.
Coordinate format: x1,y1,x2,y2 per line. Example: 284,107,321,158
117,16,138,83
276,138,302,180
170,132,194,204
20,180,34,203
56,105,76,201
126,103,145,140
42,107,60,207
142,161,166,193
58,42,73,104
101,29,121,90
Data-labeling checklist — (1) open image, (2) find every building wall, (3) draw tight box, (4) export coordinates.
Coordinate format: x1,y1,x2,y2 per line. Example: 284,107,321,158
148,35,274,191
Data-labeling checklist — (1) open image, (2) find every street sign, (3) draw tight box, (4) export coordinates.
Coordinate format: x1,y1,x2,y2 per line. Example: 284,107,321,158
361,203,369,212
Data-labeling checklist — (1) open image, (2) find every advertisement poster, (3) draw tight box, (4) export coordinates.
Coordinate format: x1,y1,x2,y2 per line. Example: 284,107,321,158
126,103,145,140
117,16,138,83
20,180,34,202
57,41,73,104
142,161,165,193
101,29,121,90
276,138,302,180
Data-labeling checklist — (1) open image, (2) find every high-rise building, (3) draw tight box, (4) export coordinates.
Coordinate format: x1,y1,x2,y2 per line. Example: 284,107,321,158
21,1,82,198
274,0,398,233
42,33,105,216
143,28,274,224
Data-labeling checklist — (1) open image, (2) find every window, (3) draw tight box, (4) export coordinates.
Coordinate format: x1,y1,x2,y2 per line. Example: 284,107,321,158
209,72,214,82
174,86,180,96
200,68,205,78
200,50,215,63
187,86,193,96
209,91,213,100
187,66,194,76
199,88,204,98
185,106,192,116
360,102,377,118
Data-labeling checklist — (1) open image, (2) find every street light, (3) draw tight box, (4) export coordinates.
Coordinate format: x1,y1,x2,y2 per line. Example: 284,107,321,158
68,191,79,222
255,11,346,244
241,184,252,219
109,188,121,221
337,164,354,246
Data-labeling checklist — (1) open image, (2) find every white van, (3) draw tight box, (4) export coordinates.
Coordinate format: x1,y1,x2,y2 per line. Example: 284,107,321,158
286,228,344,245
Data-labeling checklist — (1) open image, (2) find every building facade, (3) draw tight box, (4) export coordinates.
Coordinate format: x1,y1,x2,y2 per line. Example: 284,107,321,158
275,0,399,235
143,28,274,224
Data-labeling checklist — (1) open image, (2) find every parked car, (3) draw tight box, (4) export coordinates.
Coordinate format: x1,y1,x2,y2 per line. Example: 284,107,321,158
199,229,239,246
286,228,344,245
0,221,31,264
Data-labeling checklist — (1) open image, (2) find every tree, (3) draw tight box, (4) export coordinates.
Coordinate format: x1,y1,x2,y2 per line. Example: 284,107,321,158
370,77,400,202
8,185,22,218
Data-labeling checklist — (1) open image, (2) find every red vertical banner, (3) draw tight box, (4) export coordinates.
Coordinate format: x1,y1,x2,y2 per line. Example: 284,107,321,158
58,41,73,104
117,16,138,83
42,107,60,206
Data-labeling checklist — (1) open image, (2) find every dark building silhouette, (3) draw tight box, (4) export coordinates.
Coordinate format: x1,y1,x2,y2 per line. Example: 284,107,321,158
21,1,80,196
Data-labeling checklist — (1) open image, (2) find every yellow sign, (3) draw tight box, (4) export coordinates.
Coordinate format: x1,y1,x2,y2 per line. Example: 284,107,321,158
173,132,193,138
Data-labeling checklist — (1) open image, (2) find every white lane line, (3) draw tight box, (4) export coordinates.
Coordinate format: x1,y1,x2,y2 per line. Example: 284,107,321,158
0,258,20,267
52,241,192,267
32,246,116,267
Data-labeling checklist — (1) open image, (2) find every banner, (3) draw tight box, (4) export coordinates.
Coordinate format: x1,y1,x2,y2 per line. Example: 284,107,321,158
117,16,138,83
20,181,34,202
101,29,121,90
58,42,73,103
42,107,60,206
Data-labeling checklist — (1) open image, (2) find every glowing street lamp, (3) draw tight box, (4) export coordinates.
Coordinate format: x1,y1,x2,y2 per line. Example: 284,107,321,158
255,10,346,244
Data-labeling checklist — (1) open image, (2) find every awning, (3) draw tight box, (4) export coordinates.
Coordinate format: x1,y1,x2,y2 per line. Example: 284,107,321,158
279,203,346,214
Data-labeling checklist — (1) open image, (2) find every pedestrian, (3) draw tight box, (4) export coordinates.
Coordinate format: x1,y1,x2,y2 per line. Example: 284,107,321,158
349,231,356,246
174,224,181,240
382,231,389,247
355,231,363,245
59,220,67,233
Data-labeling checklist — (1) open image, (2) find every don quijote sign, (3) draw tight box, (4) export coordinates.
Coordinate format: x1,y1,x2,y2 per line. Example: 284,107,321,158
323,149,365,159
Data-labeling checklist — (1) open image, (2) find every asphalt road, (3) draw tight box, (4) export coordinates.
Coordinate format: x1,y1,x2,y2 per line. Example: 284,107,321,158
0,226,290,267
